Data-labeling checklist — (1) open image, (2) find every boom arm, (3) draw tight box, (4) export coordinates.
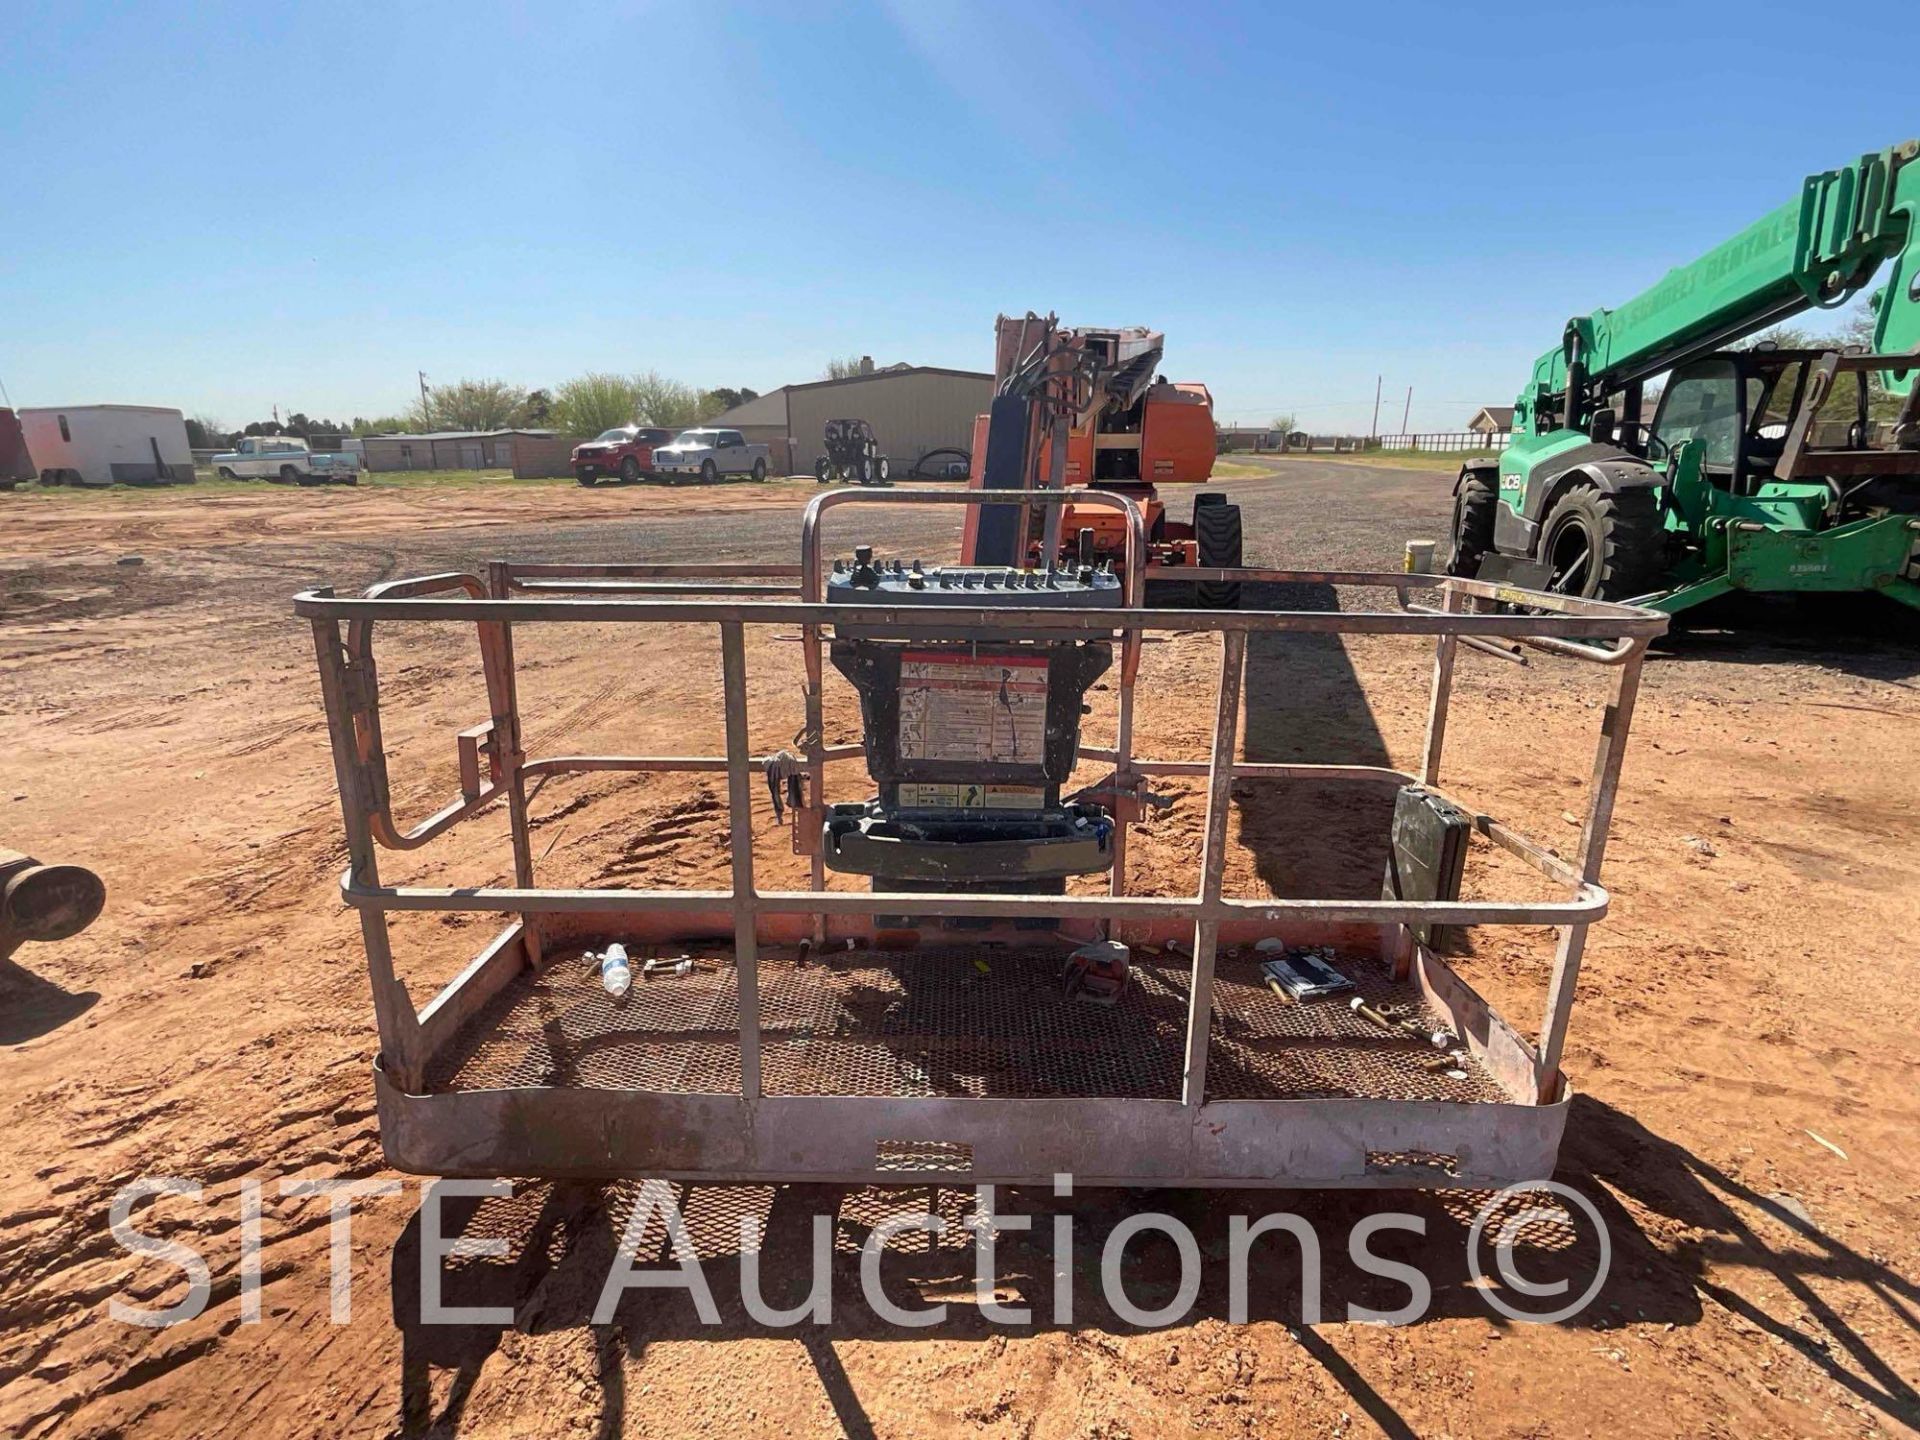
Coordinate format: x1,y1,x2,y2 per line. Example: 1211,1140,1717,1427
1521,142,1920,433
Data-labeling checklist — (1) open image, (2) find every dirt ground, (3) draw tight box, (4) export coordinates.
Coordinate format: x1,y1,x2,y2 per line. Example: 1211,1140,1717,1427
2,461,1917,1438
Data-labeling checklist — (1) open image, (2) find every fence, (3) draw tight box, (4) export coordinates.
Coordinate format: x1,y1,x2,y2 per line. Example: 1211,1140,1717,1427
1373,432,1512,453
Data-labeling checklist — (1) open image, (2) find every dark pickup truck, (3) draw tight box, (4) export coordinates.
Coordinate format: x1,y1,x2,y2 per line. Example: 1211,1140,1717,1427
572,425,675,485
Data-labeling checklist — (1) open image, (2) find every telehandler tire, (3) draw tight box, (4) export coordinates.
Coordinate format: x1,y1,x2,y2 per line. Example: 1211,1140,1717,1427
1194,495,1243,608
1538,484,1663,601
1447,469,1499,577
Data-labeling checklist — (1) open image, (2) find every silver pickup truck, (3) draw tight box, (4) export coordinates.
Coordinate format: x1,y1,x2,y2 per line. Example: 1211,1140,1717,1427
213,436,362,485
649,428,770,483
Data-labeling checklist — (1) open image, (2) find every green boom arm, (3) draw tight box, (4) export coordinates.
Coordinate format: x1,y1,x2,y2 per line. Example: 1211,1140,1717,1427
1519,142,1920,431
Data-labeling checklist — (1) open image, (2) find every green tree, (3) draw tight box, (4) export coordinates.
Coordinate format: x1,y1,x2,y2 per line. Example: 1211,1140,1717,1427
822,355,864,381
1270,412,1298,434
524,389,553,426
632,371,705,428
701,386,759,414
352,415,414,436
1743,306,1899,421
184,415,228,448
549,372,644,436
413,378,530,431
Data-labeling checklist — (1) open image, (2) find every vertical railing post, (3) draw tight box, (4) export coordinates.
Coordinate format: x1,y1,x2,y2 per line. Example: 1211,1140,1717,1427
801,622,827,944
1181,628,1246,1110
1391,582,1465,976
1420,583,1463,786
1108,622,1142,919
720,620,763,1099
310,610,424,1090
1538,644,1646,1091
483,561,541,967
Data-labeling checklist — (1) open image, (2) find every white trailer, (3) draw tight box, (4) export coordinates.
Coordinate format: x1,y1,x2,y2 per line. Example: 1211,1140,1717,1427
18,405,194,487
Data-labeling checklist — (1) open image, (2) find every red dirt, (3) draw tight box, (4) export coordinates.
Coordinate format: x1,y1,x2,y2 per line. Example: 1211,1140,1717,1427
2,467,1916,1438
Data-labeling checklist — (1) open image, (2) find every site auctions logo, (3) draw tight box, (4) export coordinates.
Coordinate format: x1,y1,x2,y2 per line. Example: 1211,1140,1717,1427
107,1174,1611,1329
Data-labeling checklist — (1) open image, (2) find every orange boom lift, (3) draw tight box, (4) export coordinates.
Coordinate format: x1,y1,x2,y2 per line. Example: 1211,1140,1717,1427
960,313,1243,605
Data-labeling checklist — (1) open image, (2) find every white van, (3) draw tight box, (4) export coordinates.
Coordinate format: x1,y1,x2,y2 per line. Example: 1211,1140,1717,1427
18,405,194,487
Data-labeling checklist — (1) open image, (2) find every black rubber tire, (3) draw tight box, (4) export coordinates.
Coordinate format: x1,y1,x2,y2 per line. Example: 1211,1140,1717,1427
1447,468,1499,577
751,457,767,482
815,457,832,483
858,457,873,484
280,465,300,484
700,459,717,484
576,473,596,487
875,456,890,483
1537,485,1664,600
217,466,237,481
620,457,640,483
1194,498,1243,608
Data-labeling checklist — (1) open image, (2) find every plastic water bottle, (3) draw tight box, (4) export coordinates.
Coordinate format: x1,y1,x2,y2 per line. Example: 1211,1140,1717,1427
600,943,631,1000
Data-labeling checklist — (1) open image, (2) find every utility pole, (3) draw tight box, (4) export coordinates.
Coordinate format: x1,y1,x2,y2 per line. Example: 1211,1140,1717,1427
1370,375,1382,440
418,371,431,424
1401,386,1412,435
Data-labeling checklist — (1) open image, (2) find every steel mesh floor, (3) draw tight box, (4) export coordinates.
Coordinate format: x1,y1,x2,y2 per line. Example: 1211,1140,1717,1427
423,946,1511,1105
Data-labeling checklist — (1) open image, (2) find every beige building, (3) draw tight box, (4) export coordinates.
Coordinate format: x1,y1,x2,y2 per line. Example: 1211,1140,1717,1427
707,362,993,477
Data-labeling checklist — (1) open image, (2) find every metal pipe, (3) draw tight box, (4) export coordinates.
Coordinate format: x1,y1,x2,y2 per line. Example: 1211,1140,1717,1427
1183,630,1246,1108
513,581,801,595
802,618,828,945
507,562,804,579
1538,649,1647,1086
311,611,424,1090
485,561,542,967
1420,586,1462,786
1402,597,1625,664
341,875,1610,925
297,592,1668,642
1078,755,1412,784
719,621,762,1099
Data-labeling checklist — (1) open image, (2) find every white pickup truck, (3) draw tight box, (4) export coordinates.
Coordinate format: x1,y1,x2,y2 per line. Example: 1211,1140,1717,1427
649,428,770,483
213,436,362,485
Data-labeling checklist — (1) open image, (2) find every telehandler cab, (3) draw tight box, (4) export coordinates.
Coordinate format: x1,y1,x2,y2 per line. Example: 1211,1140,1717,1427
1452,141,1920,613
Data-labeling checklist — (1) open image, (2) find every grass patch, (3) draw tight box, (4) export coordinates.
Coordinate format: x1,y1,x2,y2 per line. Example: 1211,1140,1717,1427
1265,449,1493,472
1209,458,1272,479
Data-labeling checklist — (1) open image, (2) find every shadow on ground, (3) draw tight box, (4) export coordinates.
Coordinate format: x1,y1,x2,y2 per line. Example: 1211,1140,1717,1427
1654,591,1920,682
0,956,98,1044
1233,579,1395,898
374,1089,1920,1437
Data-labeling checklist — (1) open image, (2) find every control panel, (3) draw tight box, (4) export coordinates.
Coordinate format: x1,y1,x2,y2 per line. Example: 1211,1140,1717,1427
825,546,1122,607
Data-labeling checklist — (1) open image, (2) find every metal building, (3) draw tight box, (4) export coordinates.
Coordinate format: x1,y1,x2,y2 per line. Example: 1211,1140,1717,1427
707,363,992,478
359,429,556,472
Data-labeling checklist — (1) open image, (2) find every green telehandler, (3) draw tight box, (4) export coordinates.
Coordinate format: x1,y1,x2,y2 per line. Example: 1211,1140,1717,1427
1449,141,1920,613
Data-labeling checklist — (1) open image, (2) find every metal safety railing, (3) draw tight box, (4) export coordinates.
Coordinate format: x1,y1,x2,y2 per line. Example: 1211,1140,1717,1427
296,488,1666,1109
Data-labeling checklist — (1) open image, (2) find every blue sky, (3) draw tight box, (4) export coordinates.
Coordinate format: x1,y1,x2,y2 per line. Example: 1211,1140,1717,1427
3,0,1914,434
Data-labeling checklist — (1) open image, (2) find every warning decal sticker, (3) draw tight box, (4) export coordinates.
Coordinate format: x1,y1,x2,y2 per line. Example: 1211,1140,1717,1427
898,650,1049,764
896,783,1045,810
